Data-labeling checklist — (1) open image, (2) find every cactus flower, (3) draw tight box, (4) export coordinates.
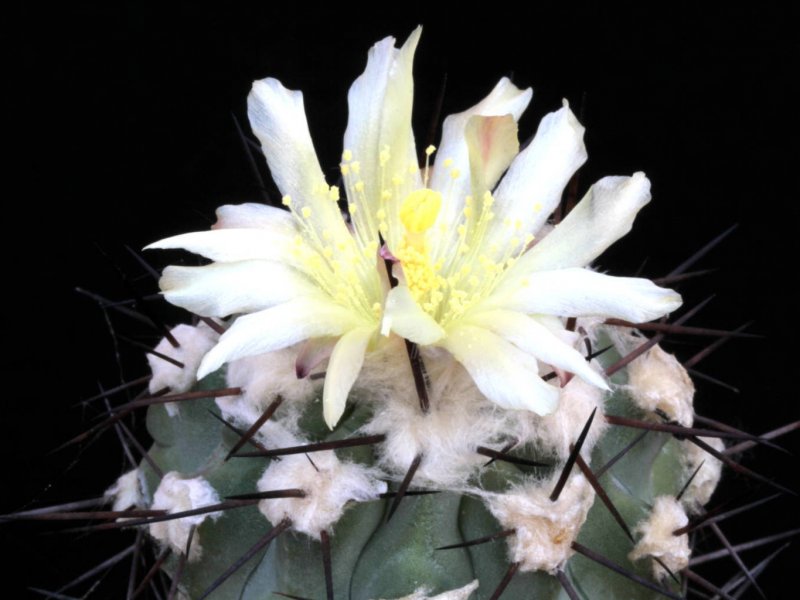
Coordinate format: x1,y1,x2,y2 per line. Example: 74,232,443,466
147,27,681,428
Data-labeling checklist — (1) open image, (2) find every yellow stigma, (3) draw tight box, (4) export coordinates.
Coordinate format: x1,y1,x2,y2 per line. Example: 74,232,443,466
399,189,442,234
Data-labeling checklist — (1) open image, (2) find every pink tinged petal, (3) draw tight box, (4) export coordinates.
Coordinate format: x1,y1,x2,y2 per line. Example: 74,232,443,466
465,310,609,391
248,79,347,236
159,260,320,317
343,27,422,250
515,173,652,272
212,203,295,230
197,299,366,379
322,326,374,429
489,102,587,249
491,268,683,323
430,77,532,225
381,285,446,345
465,114,520,197
442,325,559,415
295,337,337,379
145,228,298,265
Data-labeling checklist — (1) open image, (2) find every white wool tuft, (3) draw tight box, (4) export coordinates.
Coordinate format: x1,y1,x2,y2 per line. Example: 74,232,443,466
679,437,724,514
257,452,386,538
362,344,508,487
149,473,222,561
377,579,480,600
512,377,607,460
219,345,318,444
629,496,690,579
148,323,219,416
611,329,694,426
484,473,595,574
104,468,146,512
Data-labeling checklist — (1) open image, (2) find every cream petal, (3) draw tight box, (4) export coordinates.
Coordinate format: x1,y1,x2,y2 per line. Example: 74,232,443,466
213,203,295,230
248,78,348,238
490,268,682,323
465,114,520,196
430,77,532,229
159,260,320,317
322,326,374,429
381,285,446,344
513,173,652,273
465,310,609,390
343,27,422,251
197,299,366,378
487,102,587,256
146,228,298,265
442,325,559,415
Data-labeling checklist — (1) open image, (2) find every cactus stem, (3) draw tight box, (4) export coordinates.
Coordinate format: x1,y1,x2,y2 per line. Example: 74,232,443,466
686,368,740,393
475,446,550,468
488,560,520,600
708,521,766,599
231,112,272,204
675,494,780,536
594,430,649,478
666,224,738,278
570,542,682,600
652,268,717,286
555,569,580,600
207,409,270,453
233,435,387,458
675,461,705,503
320,529,334,600
694,415,788,455
387,453,423,520
687,435,796,497
225,395,284,460
550,408,596,502
682,322,753,369
167,525,195,599
605,296,714,377
603,319,761,339
118,334,186,368
131,548,170,600
435,528,516,551
73,374,152,408
226,490,307,501
574,451,634,542
690,527,800,567
683,568,736,600
724,420,800,455
196,519,292,600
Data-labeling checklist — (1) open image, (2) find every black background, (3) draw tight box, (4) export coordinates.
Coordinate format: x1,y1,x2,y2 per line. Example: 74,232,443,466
5,3,799,598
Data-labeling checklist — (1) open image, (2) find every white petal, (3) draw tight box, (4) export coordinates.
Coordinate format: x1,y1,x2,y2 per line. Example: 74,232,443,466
198,299,366,378
491,268,682,323
464,114,520,195
248,79,348,237
381,285,446,344
146,228,298,265
514,173,652,272
442,325,559,415
159,261,320,317
487,102,586,254
323,326,374,428
430,77,532,231
465,310,609,390
213,203,295,230
343,28,422,250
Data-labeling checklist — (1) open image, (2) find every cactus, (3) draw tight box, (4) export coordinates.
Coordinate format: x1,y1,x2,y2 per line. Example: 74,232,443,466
11,26,797,600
